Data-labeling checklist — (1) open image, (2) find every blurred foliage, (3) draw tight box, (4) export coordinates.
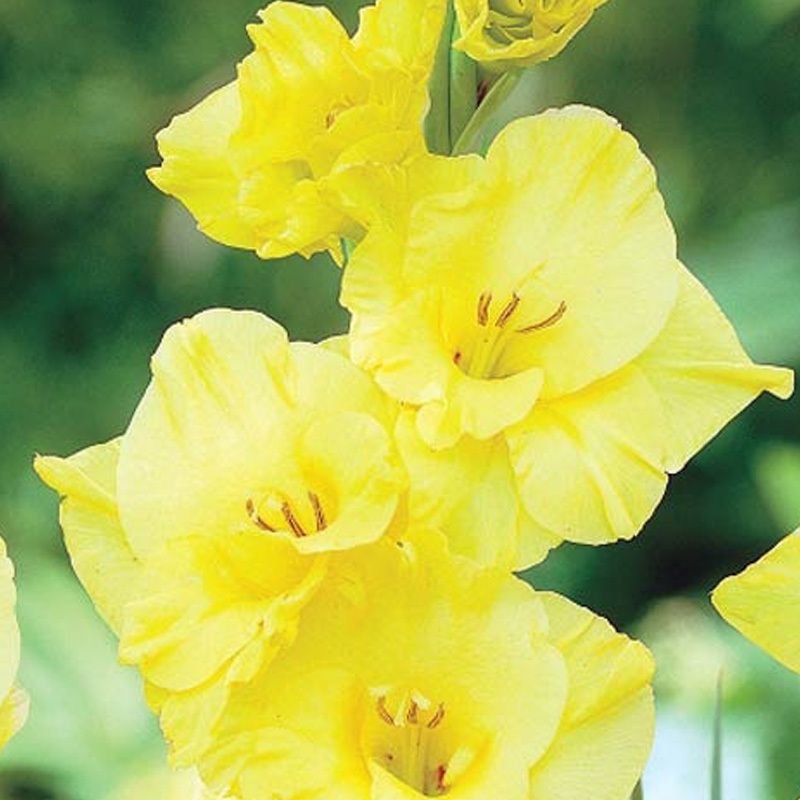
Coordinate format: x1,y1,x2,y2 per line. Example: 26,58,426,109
0,0,798,797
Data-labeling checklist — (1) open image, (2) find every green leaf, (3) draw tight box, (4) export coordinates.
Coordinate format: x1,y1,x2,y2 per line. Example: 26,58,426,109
424,1,455,154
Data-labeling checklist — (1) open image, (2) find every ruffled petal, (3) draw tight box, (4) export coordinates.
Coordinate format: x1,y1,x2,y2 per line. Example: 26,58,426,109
508,365,668,545
34,441,143,635
635,263,794,472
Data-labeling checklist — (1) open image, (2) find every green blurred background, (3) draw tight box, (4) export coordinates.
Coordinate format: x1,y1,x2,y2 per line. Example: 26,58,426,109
1,0,799,797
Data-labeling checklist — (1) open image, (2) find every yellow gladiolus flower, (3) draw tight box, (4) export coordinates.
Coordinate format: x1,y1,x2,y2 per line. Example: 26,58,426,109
0,537,29,749
198,532,655,800
342,106,793,566
35,308,407,764
147,0,446,263
455,0,609,68
712,529,800,673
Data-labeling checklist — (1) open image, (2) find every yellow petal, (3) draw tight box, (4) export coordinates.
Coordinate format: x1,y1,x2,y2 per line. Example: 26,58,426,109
635,263,794,472
328,151,483,236
0,539,19,702
0,686,29,751
395,410,522,567
0,539,26,750
33,441,143,635
529,592,655,800
289,412,404,555
147,82,259,250
712,530,800,673
508,365,668,545
118,533,324,692
202,669,367,800
354,0,446,78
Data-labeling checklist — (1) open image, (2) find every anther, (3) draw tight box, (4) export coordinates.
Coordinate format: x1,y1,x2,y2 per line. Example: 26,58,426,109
246,498,275,532
436,764,447,792
377,696,396,727
281,502,307,538
308,491,327,532
406,700,419,725
477,292,492,326
427,704,445,729
495,292,521,328
517,300,567,334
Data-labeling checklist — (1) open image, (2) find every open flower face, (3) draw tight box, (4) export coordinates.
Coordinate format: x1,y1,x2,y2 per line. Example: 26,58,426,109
35,309,406,763
147,0,445,263
199,533,654,800
342,106,793,566
713,529,800,673
0,538,29,749
455,0,609,68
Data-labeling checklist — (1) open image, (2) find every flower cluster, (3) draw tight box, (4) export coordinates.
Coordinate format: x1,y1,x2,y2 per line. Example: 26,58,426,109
35,0,794,797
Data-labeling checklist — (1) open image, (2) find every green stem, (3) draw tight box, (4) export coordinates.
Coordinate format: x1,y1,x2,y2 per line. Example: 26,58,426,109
424,2,455,155
711,672,723,800
451,70,522,156
448,21,478,147
631,781,644,800
341,238,355,268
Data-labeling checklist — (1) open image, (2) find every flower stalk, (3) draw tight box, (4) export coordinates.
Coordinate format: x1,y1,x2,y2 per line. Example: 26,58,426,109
451,69,521,155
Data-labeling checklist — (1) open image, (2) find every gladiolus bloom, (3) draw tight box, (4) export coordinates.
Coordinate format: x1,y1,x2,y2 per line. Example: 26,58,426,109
198,533,655,800
35,309,406,763
342,106,793,566
148,0,446,263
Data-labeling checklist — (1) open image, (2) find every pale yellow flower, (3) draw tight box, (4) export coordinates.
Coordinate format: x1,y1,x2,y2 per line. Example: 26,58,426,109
148,0,445,262
0,537,29,749
198,532,654,800
342,106,793,566
713,529,800,673
35,308,406,764
455,0,609,68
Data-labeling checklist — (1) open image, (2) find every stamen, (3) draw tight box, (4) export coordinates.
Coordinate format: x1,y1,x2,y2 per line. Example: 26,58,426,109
495,292,521,328
246,498,275,532
427,704,445,729
406,700,419,725
517,300,567,333
477,292,492,326
377,696,396,727
308,491,327,532
281,502,307,538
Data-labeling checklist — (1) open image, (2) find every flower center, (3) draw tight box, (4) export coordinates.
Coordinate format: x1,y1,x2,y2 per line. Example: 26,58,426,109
368,689,470,797
246,489,331,538
453,291,566,380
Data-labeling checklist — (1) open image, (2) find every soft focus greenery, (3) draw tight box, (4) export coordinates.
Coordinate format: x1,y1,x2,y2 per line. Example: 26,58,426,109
0,0,798,797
